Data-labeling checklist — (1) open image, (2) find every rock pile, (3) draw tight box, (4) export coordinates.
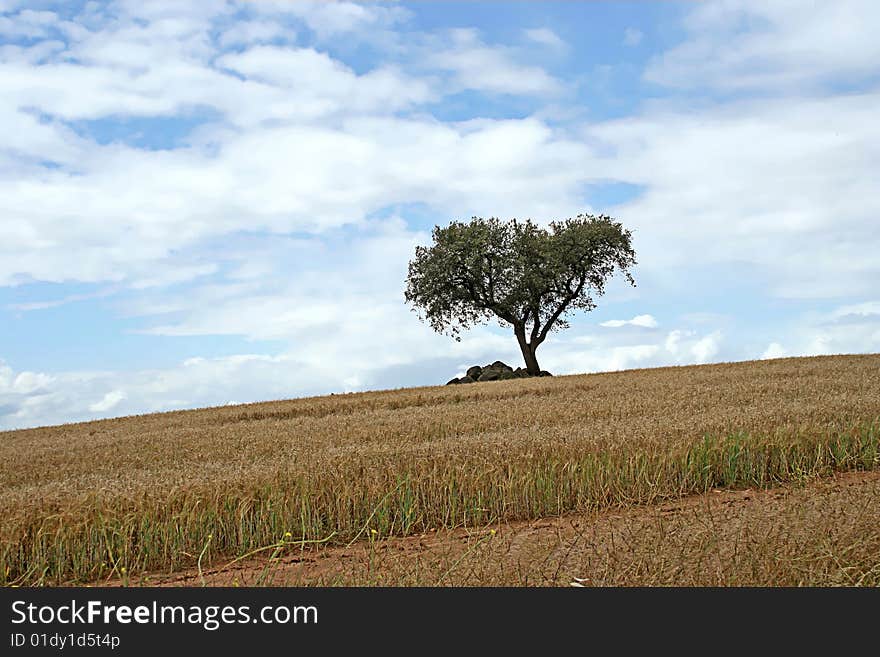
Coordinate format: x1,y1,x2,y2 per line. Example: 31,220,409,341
446,361,552,384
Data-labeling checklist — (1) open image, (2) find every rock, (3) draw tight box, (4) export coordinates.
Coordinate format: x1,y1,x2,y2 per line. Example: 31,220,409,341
446,362,551,385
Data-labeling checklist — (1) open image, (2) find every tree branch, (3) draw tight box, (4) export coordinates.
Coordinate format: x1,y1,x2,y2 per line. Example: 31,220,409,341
537,275,586,344
529,303,541,344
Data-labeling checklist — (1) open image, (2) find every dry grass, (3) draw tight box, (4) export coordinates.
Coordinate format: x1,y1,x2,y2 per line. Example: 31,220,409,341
144,471,880,587
2,354,879,586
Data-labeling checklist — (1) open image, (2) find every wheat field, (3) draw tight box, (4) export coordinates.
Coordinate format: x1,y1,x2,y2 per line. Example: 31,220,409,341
149,470,880,587
2,354,879,586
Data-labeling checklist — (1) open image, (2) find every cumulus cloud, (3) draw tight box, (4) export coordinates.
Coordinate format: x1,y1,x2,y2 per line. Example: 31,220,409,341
0,327,522,430
761,342,787,360
1,111,599,286
752,300,880,364
0,362,55,395
423,28,564,96
0,320,734,430
538,326,727,376
586,91,880,299
600,314,658,328
257,0,410,40
0,355,317,429
524,27,566,50
663,329,723,365
784,301,880,358
216,19,294,48
644,0,880,91
0,5,587,289
691,331,722,364
1,0,878,430
214,45,434,113
89,389,127,413
828,301,880,322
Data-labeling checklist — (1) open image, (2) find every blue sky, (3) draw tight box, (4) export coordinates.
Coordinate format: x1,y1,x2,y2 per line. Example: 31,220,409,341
1,0,878,429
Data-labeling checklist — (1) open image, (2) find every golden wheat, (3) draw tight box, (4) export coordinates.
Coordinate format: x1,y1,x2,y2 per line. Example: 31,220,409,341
1,354,878,585
148,471,880,587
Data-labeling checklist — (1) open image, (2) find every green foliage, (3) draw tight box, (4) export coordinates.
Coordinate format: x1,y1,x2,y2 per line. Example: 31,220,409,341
404,214,636,365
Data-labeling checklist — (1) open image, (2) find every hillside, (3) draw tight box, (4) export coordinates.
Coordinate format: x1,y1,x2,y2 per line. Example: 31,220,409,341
2,354,879,586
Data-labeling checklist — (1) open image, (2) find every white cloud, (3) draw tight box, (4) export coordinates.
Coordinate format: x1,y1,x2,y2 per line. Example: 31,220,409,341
424,28,564,96
760,342,787,359
7,287,115,312
539,325,728,377
0,111,597,285
0,362,55,395
585,91,880,298
645,0,880,91
691,331,722,364
542,343,660,375
829,301,880,321
256,0,409,40
0,319,735,430
89,389,127,412
0,10,55,40
600,314,658,328
217,20,295,48
2,0,879,429
620,0,880,307
0,323,523,429
754,300,880,362
805,334,832,356
623,27,643,47
215,45,434,115
0,355,323,429
663,329,722,365
0,5,584,289
664,330,687,355
524,27,566,50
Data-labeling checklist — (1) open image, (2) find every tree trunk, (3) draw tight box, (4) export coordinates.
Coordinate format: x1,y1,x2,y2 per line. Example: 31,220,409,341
514,327,541,375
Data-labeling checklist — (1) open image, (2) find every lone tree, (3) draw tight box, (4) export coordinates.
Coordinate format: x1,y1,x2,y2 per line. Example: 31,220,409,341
404,214,636,376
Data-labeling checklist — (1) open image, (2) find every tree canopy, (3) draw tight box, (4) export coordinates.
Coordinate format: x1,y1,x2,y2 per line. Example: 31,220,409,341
404,214,637,375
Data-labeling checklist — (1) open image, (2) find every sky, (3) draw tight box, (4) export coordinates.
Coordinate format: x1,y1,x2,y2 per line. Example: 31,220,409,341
1,0,878,430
